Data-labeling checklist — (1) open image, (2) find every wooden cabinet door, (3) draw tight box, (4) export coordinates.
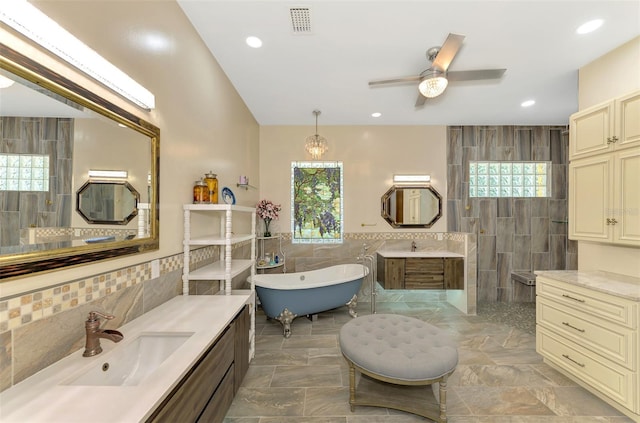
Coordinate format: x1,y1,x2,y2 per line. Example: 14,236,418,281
234,305,250,394
615,90,640,150
570,100,614,160
444,258,464,290
384,258,405,289
569,155,612,242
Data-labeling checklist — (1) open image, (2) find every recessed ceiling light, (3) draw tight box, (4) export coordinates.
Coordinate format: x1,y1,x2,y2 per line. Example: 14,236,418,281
246,36,263,48
521,100,535,108
371,112,382,118
576,19,603,34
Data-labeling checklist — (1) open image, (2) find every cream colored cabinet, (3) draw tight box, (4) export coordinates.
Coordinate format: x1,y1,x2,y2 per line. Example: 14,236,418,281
536,273,639,421
569,147,640,246
570,90,640,160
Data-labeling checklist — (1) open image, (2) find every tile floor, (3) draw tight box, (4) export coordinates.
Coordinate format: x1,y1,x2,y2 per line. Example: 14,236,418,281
224,292,633,422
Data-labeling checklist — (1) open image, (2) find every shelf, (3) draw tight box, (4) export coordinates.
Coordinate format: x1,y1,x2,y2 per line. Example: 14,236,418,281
183,204,255,213
256,234,281,240
185,233,254,246
236,183,257,190
187,259,254,280
256,261,285,270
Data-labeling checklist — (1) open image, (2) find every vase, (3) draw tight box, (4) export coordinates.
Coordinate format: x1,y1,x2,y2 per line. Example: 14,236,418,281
263,218,272,237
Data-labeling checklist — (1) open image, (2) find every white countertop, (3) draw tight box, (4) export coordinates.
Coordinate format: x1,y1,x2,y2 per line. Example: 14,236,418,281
0,293,252,423
535,270,640,301
377,250,464,258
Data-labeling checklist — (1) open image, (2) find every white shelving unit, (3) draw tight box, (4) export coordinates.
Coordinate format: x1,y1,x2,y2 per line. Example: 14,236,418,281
256,234,285,273
182,204,257,360
182,204,256,295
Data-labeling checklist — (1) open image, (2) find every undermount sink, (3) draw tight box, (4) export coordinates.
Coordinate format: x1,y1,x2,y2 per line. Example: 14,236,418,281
64,332,194,386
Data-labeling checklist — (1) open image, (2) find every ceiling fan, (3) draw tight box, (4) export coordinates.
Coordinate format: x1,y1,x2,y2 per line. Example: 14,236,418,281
368,33,506,107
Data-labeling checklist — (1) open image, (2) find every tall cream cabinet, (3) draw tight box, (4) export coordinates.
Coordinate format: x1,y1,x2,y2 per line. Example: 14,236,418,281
570,90,640,160
536,271,640,422
569,89,640,246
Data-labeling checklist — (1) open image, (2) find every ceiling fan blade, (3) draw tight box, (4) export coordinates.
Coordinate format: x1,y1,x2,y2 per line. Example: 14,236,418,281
431,33,465,71
446,69,506,81
415,93,427,107
368,75,421,86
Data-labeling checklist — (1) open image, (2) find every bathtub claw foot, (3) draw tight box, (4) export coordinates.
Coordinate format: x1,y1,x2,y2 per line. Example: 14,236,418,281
276,308,297,338
346,294,358,318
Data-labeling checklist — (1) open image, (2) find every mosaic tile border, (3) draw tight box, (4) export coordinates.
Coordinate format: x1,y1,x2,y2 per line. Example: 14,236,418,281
278,231,469,241
0,233,473,333
1,260,152,332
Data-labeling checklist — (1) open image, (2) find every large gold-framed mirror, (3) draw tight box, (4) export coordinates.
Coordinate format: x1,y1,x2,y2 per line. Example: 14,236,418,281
0,43,159,281
381,185,442,228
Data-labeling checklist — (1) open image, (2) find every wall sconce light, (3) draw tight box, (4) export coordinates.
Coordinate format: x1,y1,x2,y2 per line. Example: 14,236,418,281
0,1,155,110
88,170,128,179
393,174,431,184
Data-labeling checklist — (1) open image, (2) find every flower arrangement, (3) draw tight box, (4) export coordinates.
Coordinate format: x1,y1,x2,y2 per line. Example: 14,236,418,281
256,199,281,237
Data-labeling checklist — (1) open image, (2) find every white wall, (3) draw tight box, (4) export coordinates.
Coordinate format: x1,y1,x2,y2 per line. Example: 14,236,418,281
259,125,448,234
576,36,640,278
1,1,260,297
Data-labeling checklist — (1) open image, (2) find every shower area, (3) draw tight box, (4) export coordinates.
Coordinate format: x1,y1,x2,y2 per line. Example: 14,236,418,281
446,125,577,304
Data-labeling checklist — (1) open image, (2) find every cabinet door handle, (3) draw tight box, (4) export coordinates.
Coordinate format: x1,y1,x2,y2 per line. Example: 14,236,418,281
606,218,618,225
562,321,585,333
606,136,619,144
562,354,585,367
562,294,585,303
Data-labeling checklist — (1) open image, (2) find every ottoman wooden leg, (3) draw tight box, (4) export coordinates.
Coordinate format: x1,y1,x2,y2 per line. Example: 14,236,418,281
348,361,356,411
439,376,448,422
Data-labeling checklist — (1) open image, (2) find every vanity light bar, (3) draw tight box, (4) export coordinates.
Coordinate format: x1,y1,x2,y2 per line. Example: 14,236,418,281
88,170,128,179
393,174,431,183
0,1,155,110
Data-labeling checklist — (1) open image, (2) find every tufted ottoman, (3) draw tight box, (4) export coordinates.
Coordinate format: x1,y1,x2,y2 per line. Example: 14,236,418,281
339,314,458,422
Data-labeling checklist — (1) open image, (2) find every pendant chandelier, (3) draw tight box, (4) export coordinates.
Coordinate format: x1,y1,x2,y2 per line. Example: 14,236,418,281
305,110,328,160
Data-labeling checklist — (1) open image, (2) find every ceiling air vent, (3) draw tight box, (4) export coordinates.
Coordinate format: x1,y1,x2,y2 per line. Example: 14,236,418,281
290,7,312,34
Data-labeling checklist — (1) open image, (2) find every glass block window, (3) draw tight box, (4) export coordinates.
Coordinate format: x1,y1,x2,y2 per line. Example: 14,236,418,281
0,154,50,192
469,161,551,198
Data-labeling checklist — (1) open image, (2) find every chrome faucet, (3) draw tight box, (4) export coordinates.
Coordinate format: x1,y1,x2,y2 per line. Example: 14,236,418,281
83,311,124,357
411,240,417,252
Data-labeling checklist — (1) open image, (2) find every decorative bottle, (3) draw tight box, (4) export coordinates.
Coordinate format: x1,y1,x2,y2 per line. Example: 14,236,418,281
193,179,209,203
203,171,218,204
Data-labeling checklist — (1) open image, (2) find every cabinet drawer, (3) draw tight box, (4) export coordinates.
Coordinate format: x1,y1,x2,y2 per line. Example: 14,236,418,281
537,327,636,410
405,274,444,289
405,258,443,274
537,298,635,370
537,277,636,329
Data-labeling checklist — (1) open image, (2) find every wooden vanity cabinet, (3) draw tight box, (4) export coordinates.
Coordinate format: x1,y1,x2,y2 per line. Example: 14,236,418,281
377,256,464,290
147,305,250,423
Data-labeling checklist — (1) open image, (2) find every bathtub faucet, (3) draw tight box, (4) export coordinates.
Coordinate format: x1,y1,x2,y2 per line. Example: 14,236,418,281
411,240,417,252
83,311,124,357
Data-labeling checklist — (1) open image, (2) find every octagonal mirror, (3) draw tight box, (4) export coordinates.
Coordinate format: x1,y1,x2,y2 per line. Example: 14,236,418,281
381,185,442,228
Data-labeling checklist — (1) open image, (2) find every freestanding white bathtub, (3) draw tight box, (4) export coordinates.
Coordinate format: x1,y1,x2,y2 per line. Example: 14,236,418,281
250,264,369,337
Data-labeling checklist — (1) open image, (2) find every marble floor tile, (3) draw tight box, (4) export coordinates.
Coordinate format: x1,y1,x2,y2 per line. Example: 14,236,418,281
224,301,633,423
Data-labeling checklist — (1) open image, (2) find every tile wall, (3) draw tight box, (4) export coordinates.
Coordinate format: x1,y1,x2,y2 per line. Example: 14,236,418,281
0,117,73,247
446,126,578,303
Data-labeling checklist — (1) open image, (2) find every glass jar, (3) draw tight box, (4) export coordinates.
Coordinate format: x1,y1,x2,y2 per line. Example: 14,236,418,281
193,179,209,203
203,171,218,204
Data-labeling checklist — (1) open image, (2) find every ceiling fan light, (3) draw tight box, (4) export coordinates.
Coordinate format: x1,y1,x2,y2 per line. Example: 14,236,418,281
418,76,448,98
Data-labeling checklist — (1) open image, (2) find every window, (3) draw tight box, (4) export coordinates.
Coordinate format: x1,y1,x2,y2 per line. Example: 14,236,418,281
291,161,343,243
0,154,50,191
469,161,551,198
